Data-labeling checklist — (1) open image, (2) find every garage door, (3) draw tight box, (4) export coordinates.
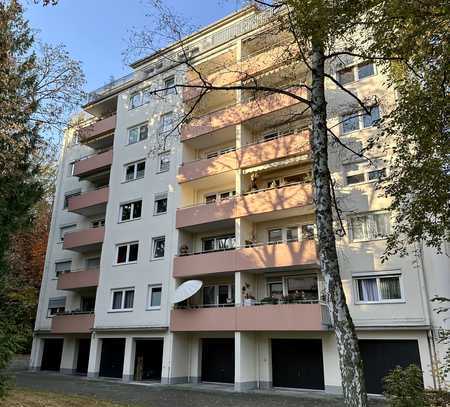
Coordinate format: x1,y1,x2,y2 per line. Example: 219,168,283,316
99,338,125,378
272,339,324,390
201,338,234,383
359,340,422,394
41,338,63,371
134,339,164,381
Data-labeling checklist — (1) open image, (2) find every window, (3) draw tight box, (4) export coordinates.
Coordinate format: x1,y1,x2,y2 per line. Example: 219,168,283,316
55,261,71,277
128,124,148,144
202,284,234,305
263,131,278,141
160,112,173,133
204,190,236,204
268,229,283,243
344,160,387,185
59,224,76,242
152,237,165,259
164,76,176,95
116,242,139,264
125,160,146,181
202,235,235,252
267,275,319,301
350,212,390,241
63,189,81,209
341,105,380,134
154,193,168,215
357,62,375,79
205,193,217,204
205,146,236,159
68,162,75,177
301,224,315,240
86,257,100,269
111,288,135,310
142,87,152,104
120,200,142,222
286,227,299,242
47,297,66,317
147,285,162,309
130,86,152,109
337,67,355,85
158,151,170,172
355,275,402,303
81,296,95,312
268,281,283,299
91,219,105,228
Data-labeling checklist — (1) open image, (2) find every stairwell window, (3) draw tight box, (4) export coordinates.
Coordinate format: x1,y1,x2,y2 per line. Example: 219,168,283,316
349,212,390,242
152,236,165,259
120,200,142,222
147,285,162,310
125,160,146,181
163,76,176,95
128,123,148,144
160,112,174,133
158,152,170,172
111,288,134,311
153,193,168,215
116,242,139,264
355,274,402,303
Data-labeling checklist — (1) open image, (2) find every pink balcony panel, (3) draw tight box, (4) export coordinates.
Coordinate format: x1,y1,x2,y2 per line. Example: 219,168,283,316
181,87,307,141
73,149,113,177
170,303,326,332
78,115,116,142
63,227,104,252
170,307,236,332
57,269,99,291
177,131,310,183
176,183,313,229
67,187,108,216
51,313,94,334
183,44,299,101
173,240,319,278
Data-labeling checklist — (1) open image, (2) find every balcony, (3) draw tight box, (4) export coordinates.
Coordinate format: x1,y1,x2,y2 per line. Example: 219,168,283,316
73,149,113,178
51,312,94,334
173,240,319,278
57,269,100,291
176,182,313,229
63,227,104,253
67,187,109,216
184,44,299,102
181,87,307,141
177,130,310,183
77,114,116,143
170,302,329,332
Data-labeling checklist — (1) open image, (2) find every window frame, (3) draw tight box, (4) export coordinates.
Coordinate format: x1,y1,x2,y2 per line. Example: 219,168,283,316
202,283,235,306
349,211,391,242
129,86,152,110
124,159,146,182
266,274,320,300
127,123,148,145
157,151,170,173
115,241,139,265
153,193,168,215
63,189,81,209
336,61,376,85
59,224,76,242
341,105,381,135
151,236,166,260
55,260,72,277
110,287,135,312
163,76,176,95
119,200,143,223
147,285,163,310
353,273,404,304
344,160,387,186
160,111,174,133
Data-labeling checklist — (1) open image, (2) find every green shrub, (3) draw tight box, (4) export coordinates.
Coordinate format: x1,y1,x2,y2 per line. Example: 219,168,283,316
383,364,426,407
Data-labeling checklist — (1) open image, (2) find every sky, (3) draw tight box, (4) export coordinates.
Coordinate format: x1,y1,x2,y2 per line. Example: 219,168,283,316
25,0,242,93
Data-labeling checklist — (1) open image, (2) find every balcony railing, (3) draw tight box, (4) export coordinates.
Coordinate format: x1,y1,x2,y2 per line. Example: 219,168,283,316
173,239,319,278
63,227,105,252
51,311,94,334
170,301,330,332
67,186,109,216
77,114,116,143
57,268,100,291
73,148,113,178
176,182,313,229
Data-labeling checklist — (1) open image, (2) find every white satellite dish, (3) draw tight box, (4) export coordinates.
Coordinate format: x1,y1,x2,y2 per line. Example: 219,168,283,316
173,280,203,304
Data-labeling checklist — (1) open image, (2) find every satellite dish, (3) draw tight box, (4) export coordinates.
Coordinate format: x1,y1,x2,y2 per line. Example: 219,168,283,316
173,280,203,304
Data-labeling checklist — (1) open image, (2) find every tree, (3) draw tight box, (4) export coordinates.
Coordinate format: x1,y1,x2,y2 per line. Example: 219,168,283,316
0,0,84,396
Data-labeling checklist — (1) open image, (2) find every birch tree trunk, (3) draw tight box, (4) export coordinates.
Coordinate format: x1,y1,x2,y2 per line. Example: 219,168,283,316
310,38,368,407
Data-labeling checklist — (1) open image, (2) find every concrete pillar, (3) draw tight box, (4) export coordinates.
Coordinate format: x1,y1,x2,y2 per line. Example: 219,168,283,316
322,333,342,393
258,336,272,389
87,335,101,378
29,336,44,371
235,332,257,391
163,332,190,384
60,336,77,374
122,336,136,381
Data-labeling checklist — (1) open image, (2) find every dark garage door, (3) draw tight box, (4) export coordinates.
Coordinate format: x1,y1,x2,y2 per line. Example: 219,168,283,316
76,338,91,375
201,338,234,383
360,340,422,394
272,339,325,390
99,338,125,378
41,338,63,371
134,339,164,381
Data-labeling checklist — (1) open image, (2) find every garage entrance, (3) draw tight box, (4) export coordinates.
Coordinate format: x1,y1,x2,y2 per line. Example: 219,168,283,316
360,339,422,394
40,338,63,371
76,338,91,375
201,338,234,383
99,338,125,378
133,339,164,381
272,339,325,390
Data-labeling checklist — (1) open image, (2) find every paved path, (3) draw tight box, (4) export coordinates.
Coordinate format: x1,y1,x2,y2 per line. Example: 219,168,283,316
11,370,386,407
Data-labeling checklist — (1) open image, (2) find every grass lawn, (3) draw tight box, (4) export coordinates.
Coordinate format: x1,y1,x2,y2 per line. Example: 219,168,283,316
0,388,135,407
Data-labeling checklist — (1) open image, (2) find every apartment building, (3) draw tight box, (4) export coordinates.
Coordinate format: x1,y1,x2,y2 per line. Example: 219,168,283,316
30,5,450,395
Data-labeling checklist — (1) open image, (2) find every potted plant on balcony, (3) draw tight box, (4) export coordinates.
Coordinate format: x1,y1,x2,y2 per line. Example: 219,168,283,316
242,283,256,306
